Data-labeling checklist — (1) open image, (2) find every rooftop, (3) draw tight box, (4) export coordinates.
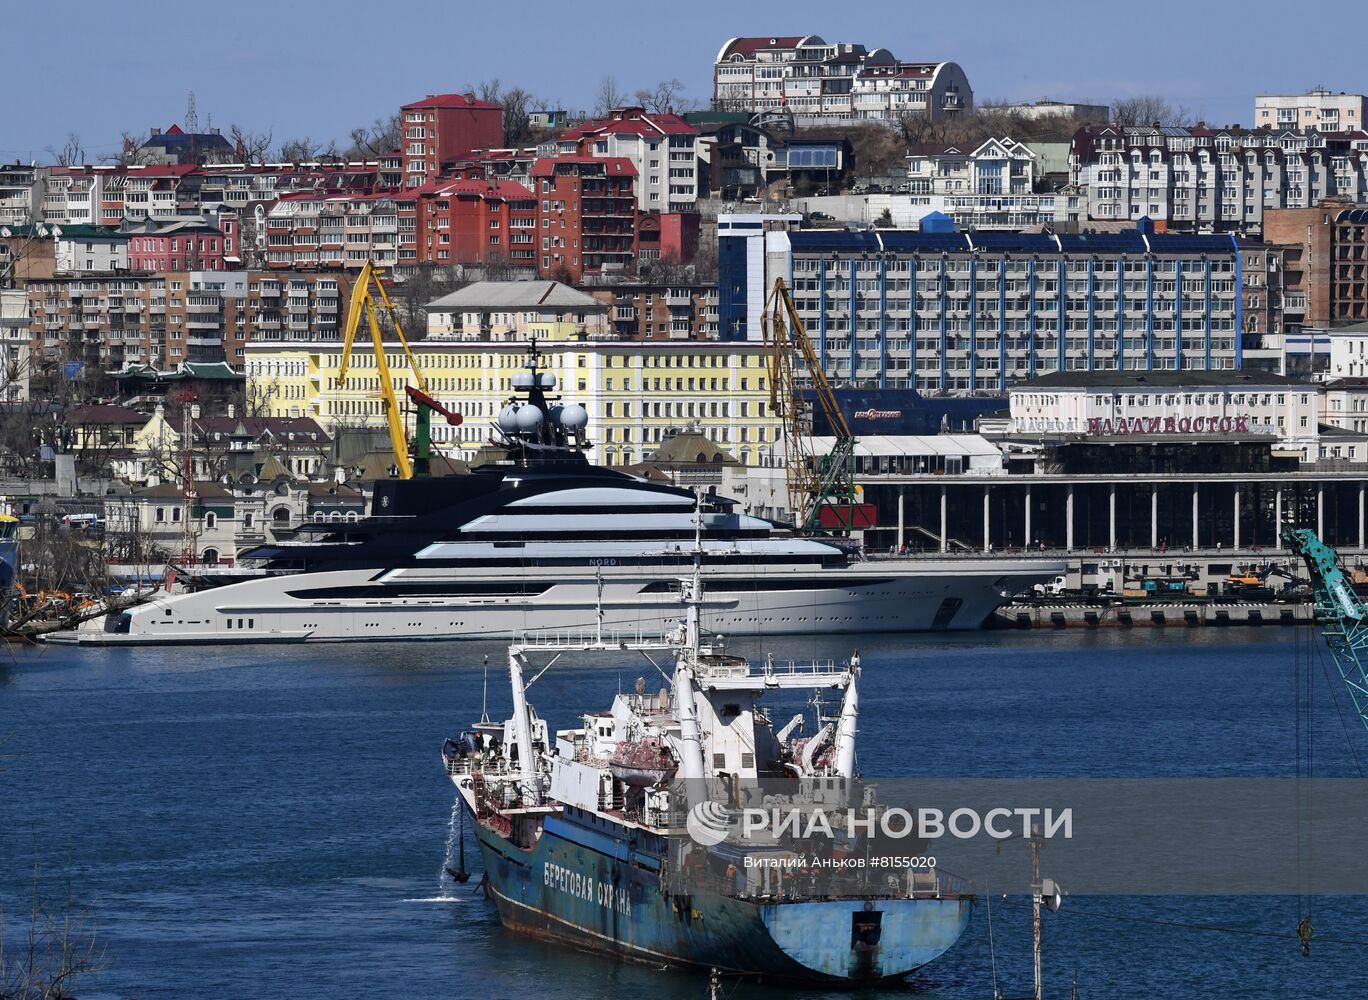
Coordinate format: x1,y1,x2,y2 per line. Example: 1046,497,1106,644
1019,370,1312,390
402,94,501,111
425,280,605,312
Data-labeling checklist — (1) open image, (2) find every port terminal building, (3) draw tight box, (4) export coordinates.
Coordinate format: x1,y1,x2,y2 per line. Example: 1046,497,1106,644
831,370,1368,588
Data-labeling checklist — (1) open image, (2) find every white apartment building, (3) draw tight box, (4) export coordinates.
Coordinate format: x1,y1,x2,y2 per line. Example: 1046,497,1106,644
0,288,30,401
713,35,972,123
1071,124,1368,232
1256,89,1366,132
0,164,44,228
555,108,700,212
264,193,399,270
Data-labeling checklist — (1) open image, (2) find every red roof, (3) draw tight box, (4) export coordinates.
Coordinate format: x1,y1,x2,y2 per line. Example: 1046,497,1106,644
529,156,637,178
719,36,805,59
404,178,535,200
559,108,698,141
402,93,501,111
164,124,184,135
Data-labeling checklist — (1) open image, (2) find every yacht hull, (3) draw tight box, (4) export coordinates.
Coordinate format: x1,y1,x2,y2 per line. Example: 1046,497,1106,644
58,558,1063,645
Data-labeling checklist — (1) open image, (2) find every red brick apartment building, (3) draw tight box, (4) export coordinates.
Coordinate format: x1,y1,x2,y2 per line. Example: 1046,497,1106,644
529,157,637,282
401,94,504,186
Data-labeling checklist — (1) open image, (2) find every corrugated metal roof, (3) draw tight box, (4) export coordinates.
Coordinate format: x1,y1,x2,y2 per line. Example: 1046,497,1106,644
425,281,606,311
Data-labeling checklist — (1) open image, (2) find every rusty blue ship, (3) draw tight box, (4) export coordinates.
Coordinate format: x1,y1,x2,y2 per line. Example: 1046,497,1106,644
440,526,972,984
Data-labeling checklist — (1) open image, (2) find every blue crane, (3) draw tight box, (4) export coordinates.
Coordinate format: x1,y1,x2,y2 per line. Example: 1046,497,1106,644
1282,527,1368,734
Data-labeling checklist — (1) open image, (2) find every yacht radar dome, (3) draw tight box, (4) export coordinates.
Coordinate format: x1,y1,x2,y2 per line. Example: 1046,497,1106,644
560,404,588,430
498,405,521,432
516,406,545,432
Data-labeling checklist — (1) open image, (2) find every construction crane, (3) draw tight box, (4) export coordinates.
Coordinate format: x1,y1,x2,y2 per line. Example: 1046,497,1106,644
1283,527,1368,733
339,260,462,479
763,277,873,533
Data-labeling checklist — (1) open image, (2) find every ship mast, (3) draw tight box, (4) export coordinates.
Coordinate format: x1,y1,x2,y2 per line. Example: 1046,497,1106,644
672,490,709,797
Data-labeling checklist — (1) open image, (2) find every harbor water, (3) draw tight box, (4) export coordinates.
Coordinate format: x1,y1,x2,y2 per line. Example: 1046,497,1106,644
2,629,1366,999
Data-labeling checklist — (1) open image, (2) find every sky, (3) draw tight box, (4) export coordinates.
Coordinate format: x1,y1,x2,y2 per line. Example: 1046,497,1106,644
4,0,1366,162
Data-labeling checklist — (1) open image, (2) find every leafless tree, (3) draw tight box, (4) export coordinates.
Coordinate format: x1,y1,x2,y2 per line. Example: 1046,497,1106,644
474,79,503,104
1111,95,1192,127
594,77,627,117
633,79,696,115
276,136,334,162
0,850,103,998
391,263,463,333
229,124,274,164
99,130,150,166
345,114,402,159
45,134,85,167
499,88,537,146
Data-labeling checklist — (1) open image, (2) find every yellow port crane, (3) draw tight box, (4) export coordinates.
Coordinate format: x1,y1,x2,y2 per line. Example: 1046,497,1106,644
339,260,461,479
763,277,871,533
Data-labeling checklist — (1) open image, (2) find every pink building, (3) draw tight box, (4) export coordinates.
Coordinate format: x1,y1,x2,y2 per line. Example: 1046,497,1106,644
126,213,231,271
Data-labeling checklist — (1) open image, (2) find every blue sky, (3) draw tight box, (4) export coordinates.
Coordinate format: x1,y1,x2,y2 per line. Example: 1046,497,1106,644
4,0,1364,162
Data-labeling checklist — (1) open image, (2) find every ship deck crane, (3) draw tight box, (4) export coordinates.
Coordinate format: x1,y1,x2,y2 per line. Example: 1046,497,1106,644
339,260,461,479
1282,527,1368,734
763,277,872,533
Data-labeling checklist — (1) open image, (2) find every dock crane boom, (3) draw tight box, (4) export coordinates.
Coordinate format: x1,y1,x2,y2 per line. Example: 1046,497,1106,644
763,277,871,533
1282,527,1368,733
339,260,461,479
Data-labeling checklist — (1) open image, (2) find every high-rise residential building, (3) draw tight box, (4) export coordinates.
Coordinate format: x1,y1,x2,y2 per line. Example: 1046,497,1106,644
1264,200,1368,328
712,35,972,123
0,163,44,227
555,108,700,212
1069,124,1368,232
1256,89,1367,132
263,193,399,270
724,217,1241,394
400,94,504,187
395,178,538,272
25,269,352,377
529,157,638,282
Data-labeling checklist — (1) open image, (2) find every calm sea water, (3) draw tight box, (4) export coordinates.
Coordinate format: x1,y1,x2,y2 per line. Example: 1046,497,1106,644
2,627,1366,1000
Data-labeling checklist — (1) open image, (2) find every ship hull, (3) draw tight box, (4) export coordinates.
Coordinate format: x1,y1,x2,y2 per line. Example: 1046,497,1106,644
56,558,1061,645
471,811,971,984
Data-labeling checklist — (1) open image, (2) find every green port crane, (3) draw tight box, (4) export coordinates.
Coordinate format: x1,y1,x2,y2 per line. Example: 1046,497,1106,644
1282,527,1368,733
339,259,462,478
763,278,872,534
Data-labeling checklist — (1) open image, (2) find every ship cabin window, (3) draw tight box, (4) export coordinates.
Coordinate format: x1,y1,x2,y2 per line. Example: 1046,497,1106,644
713,753,726,768
720,703,742,720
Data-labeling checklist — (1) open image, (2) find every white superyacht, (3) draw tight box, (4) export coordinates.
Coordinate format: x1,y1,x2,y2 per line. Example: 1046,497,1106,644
68,354,1060,645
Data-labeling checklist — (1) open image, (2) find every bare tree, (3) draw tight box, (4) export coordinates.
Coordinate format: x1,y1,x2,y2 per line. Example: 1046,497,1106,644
0,851,102,999
99,130,150,166
345,114,401,159
499,88,537,146
390,263,463,332
594,77,627,117
1111,95,1192,127
229,124,274,164
45,134,85,167
474,79,502,104
633,79,694,115
276,137,330,162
